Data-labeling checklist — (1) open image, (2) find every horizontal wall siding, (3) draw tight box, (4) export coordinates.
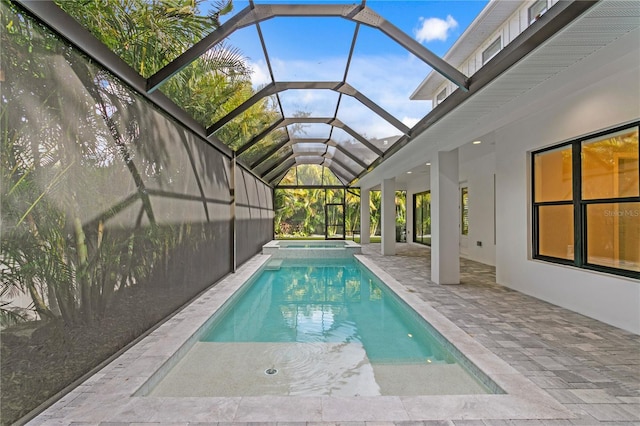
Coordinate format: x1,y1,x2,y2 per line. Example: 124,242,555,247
432,1,557,105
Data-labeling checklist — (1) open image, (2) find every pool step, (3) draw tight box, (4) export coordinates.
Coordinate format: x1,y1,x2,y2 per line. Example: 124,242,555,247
265,259,283,270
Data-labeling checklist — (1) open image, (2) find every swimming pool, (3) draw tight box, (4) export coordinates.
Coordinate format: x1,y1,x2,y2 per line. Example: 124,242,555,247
36,252,571,423
145,258,498,397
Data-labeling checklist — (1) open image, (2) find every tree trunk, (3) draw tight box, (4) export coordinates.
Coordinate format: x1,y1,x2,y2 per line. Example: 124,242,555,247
74,217,91,323
26,280,56,321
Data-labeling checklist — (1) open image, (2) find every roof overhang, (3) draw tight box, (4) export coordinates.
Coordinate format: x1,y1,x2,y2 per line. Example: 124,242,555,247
358,0,640,188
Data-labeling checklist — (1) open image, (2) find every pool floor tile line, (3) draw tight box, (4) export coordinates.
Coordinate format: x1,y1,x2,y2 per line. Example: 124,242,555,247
27,244,639,425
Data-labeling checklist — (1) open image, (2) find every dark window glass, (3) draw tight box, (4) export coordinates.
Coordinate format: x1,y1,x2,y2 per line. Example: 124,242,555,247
482,37,501,64
532,123,640,277
413,191,431,246
529,0,548,25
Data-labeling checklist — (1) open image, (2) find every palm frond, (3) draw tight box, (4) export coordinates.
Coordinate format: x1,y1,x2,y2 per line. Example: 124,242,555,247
0,302,30,327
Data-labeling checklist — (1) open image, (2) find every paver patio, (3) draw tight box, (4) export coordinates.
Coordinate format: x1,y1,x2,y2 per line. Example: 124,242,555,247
360,243,640,425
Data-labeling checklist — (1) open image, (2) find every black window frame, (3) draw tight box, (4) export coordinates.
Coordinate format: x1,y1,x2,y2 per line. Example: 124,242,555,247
531,122,640,279
461,186,469,236
413,190,431,246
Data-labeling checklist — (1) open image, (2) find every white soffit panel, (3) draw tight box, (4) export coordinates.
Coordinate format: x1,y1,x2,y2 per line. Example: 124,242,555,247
450,0,640,125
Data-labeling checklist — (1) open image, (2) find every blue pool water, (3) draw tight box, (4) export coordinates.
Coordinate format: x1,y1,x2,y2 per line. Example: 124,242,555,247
148,257,496,397
201,258,452,365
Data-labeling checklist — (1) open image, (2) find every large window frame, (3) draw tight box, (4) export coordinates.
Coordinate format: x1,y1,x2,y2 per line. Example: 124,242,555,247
461,186,469,236
413,191,431,246
532,122,640,279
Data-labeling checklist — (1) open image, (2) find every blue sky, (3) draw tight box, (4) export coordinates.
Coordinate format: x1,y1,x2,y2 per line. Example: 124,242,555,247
210,0,489,139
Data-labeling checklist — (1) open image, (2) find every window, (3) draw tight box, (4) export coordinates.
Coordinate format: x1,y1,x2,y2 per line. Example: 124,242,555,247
436,88,447,105
482,37,501,65
413,191,431,246
461,187,469,235
532,123,640,278
528,0,548,25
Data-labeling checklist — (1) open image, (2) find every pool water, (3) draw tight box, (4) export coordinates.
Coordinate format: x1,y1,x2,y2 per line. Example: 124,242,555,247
149,258,492,397
202,258,452,364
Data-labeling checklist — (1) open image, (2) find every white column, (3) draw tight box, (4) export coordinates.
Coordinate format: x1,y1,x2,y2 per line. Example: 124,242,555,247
381,178,396,256
431,149,460,284
360,188,370,244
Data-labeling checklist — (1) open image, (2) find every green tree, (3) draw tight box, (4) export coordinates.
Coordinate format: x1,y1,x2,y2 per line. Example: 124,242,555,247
0,0,262,325
345,189,360,237
56,0,257,130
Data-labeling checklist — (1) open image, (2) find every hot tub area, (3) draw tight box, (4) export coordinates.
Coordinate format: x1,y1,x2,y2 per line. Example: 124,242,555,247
262,239,361,258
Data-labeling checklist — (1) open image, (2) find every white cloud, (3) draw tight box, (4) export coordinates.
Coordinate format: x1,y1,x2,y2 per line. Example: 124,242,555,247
249,59,271,88
401,117,420,128
270,57,346,82
259,53,432,140
415,15,458,43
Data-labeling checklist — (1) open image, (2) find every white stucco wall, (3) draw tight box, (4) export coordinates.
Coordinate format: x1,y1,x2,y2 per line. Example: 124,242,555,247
405,151,497,269
494,48,640,334
460,151,497,266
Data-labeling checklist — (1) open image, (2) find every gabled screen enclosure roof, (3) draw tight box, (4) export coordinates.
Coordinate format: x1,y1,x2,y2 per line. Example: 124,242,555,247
17,0,599,187
146,1,469,187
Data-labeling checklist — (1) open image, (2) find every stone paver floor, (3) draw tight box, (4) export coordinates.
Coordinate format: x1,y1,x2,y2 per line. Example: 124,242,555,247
360,243,640,425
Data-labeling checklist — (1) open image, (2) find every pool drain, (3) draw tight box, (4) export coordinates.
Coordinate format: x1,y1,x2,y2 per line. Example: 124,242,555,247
264,368,278,376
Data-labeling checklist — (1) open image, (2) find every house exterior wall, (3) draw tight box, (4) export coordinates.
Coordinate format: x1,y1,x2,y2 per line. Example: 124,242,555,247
460,152,497,266
415,18,639,333
405,151,497,268
494,49,640,334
